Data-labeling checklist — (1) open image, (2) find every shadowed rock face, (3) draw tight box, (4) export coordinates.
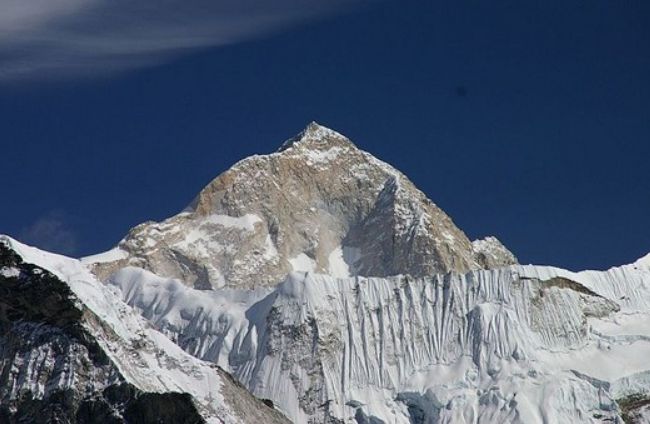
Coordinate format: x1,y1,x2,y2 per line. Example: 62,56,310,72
0,244,205,423
89,123,516,289
0,242,290,424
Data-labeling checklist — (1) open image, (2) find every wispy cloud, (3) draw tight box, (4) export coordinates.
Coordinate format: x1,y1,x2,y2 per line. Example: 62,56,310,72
18,210,78,255
0,0,363,81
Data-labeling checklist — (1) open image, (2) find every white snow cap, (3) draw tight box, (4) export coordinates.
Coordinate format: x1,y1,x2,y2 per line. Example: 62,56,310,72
635,252,650,269
277,121,353,152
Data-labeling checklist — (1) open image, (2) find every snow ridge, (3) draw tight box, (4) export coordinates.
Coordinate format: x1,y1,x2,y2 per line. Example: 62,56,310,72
0,236,289,423
108,258,650,423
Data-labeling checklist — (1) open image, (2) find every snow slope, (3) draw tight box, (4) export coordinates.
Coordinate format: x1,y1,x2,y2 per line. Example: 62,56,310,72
108,255,650,423
0,236,289,423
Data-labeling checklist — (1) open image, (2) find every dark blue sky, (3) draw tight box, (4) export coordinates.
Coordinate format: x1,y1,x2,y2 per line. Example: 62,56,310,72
1,1,649,270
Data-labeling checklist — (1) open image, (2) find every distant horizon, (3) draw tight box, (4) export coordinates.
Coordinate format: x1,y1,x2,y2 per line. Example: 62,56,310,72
2,0,648,271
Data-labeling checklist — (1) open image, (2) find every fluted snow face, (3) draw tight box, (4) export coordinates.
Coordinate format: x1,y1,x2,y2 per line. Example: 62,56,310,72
87,123,516,289
109,258,650,423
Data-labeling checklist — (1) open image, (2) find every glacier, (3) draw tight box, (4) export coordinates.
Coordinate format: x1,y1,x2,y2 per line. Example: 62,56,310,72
106,257,650,423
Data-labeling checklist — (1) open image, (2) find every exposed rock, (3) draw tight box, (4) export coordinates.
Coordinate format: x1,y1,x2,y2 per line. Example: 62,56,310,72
0,238,290,424
472,236,518,269
617,394,650,424
87,123,516,289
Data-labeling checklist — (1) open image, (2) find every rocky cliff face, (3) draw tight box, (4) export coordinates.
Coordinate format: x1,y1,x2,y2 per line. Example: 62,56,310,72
0,237,289,424
88,123,516,289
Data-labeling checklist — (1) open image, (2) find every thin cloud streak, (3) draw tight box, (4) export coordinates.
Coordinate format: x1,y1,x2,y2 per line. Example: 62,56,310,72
18,210,78,256
0,0,364,81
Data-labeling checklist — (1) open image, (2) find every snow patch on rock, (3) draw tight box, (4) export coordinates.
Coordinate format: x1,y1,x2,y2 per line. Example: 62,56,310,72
288,253,316,274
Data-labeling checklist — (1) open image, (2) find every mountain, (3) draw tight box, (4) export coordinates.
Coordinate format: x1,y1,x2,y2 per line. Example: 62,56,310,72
87,123,516,290
106,257,650,423
3,123,650,423
0,236,289,424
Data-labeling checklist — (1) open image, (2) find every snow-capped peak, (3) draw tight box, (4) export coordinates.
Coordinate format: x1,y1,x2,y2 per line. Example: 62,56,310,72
5,118,650,423
88,123,515,290
277,121,355,153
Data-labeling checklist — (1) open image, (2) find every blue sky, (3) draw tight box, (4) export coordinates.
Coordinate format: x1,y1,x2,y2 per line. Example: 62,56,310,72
1,0,649,270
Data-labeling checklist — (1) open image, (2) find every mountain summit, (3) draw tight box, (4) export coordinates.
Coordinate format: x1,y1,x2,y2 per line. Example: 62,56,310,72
4,123,650,424
276,121,355,152
89,123,516,289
